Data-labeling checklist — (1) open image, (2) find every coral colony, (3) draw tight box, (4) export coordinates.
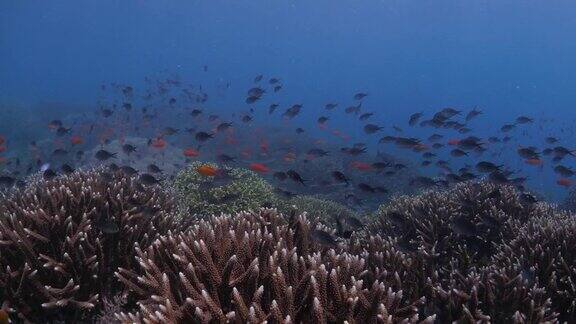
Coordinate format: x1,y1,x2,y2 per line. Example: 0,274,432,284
0,168,575,323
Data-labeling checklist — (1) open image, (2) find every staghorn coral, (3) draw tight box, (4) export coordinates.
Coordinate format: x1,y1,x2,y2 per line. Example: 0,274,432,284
173,162,277,219
432,260,558,323
0,168,176,322
560,187,576,212
369,181,566,322
115,209,435,323
489,212,576,322
371,181,535,273
1,168,574,322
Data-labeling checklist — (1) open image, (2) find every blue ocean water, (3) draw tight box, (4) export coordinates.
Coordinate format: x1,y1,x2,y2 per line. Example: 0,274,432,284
1,0,576,201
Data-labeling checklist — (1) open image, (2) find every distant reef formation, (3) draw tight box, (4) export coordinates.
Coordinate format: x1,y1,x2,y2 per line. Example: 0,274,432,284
0,168,574,323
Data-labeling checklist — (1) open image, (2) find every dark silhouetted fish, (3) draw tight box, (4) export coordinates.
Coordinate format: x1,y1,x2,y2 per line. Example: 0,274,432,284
325,103,338,110
139,173,160,185
287,170,306,185
282,104,302,119
61,164,74,174
331,171,350,185
311,229,338,247
268,104,279,114
363,124,383,134
120,165,138,176
122,144,137,155
95,150,117,161
0,176,16,188
408,112,423,126
195,131,214,142
359,112,373,121
465,108,482,121
43,169,58,180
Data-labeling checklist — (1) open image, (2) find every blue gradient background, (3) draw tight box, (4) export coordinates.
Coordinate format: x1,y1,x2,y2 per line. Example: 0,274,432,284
1,0,575,200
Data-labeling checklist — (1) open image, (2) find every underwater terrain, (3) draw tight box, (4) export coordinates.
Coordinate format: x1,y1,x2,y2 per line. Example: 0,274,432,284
1,0,576,323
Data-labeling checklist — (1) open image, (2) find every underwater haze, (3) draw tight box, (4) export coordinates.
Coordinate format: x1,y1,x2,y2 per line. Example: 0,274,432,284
2,0,576,201
3,1,576,323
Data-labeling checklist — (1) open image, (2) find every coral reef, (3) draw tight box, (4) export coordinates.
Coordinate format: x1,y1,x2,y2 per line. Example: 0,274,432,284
372,182,535,271
280,195,361,228
560,187,576,212
489,212,576,322
173,162,277,218
0,168,175,322
115,209,434,323
369,181,568,322
1,169,575,323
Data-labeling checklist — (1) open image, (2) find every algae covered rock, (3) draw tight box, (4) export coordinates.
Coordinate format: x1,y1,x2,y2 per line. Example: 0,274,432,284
173,161,277,218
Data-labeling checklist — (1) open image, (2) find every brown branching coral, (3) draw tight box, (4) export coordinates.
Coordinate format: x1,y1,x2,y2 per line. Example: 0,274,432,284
371,182,536,274
432,262,558,323
115,209,435,323
489,212,576,322
369,181,567,322
560,187,576,212
0,168,176,322
1,168,573,323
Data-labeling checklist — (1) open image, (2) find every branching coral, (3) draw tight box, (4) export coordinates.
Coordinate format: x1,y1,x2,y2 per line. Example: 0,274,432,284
489,212,576,322
0,168,176,322
369,181,570,322
560,187,576,212
1,168,574,323
115,209,435,323
173,162,277,218
371,182,536,274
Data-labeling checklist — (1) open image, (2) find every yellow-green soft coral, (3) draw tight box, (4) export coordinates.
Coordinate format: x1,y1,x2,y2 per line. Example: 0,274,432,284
173,162,277,218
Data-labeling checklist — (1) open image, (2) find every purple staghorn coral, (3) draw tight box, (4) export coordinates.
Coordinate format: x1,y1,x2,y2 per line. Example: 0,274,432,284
0,169,574,323
0,168,176,322
114,209,435,323
370,181,568,322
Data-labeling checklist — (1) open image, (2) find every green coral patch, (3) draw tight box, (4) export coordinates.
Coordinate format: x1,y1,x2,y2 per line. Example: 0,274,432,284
173,161,277,218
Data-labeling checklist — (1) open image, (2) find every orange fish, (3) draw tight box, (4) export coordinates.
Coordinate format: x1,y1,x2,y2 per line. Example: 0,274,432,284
557,178,572,188
70,136,84,145
197,165,219,177
524,158,543,166
249,163,269,174
151,138,167,149
183,148,200,158
0,146,6,154
0,136,5,146
448,139,460,146
350,161,373,172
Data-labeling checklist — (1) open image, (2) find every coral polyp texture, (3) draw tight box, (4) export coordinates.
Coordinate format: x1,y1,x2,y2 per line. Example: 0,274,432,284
490,212,576,322
1,169,575,323
370,181,570,322
0,168,175,322
173,162,277,218
114,209,434,323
